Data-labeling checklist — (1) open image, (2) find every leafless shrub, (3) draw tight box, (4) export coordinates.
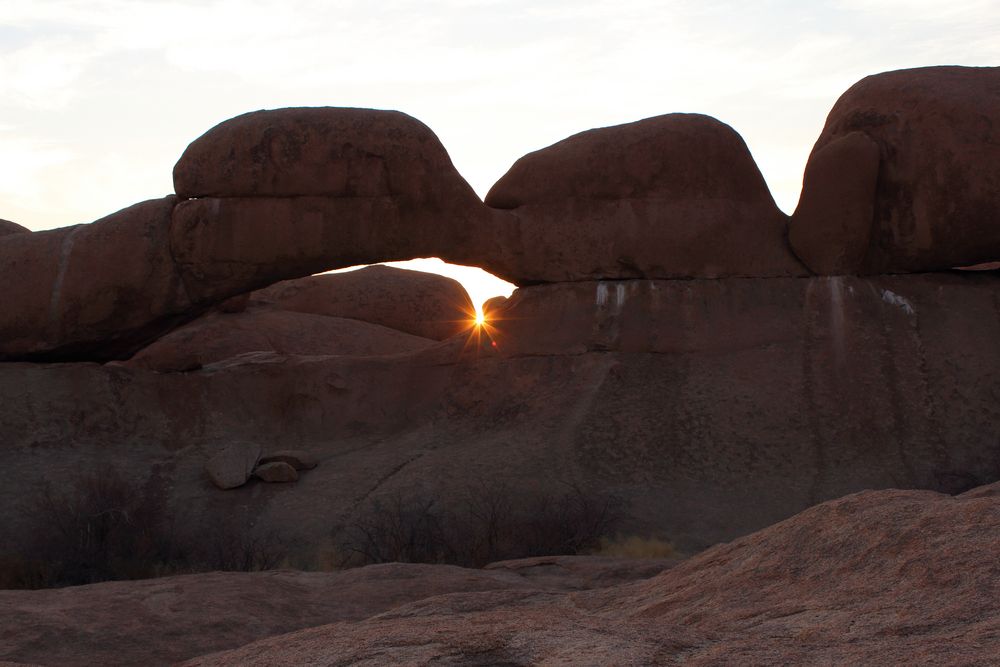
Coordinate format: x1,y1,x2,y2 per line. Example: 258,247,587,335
4,466,179,588
185,520,286,572
336,479,626,568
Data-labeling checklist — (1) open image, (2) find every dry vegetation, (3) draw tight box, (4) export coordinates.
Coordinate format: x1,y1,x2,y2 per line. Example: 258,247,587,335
1,468,647,589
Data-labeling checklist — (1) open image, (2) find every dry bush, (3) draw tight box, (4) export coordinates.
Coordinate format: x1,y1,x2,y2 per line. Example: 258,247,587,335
4,466,180,588
184,520,286,572
594,535,677,559
0,467,286,589
336,480,626,568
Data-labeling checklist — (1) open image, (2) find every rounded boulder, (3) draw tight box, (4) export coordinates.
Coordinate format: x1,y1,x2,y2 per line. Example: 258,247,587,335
481,113,805,283
790,65,1000,274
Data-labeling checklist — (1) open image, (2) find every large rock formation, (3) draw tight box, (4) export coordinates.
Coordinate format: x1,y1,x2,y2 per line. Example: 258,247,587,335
0,109,487,361
0,219,29,237
791,66,1000,274
252,265,476,340
481,113,806,284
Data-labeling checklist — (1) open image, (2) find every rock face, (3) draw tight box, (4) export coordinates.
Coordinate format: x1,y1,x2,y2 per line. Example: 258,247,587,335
125,308,437,372
0,198,191,361
253,266,476,340
791,66,1000,274
0,219,29,236
481,113,806,284
204,442,262,490
2,272,998,555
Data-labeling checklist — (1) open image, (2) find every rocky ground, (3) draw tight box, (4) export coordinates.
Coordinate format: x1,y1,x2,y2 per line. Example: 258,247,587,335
1,483,996,666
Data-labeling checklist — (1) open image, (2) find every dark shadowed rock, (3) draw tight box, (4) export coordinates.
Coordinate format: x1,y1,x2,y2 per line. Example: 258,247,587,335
790,131,881,274
205,442,262,490
481,113,806,283
124,308,436,372
792,66,1000,274
3,272,999,556
253,461,298,483
253,266,476,340
0,198,190,361
0,219,29,237
259,450,317,471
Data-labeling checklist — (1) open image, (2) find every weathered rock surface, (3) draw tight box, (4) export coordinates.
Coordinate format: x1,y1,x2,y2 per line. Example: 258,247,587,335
0,109,489,362
2,272,998,555
253,265,476,340
791,65,1000,274
179,485,1000,665
0,198,190,361
169,108,490,303
481,113,806,283
0,219,29,236
253,461,298,483
174,107,477,204
0,559,672,667
125,308,436,372
204,442,262,490
259,450,317,471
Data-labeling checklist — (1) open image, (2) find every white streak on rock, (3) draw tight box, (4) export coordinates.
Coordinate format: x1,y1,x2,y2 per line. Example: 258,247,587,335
881,289,915,315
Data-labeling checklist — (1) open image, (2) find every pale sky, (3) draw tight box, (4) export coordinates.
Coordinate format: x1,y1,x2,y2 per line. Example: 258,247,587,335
2,1,998,312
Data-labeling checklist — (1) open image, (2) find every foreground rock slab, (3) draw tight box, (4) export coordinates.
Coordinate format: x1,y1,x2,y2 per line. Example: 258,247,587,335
181,485,1000,666
0,559,673,667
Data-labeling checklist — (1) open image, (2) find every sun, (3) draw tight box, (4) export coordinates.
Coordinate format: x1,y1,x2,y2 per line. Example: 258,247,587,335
474,312,486,327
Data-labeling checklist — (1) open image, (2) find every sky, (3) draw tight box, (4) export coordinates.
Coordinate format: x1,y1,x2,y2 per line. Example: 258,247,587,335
2,0,998,311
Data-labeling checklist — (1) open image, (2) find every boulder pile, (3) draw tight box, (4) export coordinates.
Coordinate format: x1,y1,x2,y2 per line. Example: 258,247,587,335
204,443,317,490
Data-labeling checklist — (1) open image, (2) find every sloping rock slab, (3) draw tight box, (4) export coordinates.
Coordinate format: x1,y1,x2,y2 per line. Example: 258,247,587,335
183,486,1000,665
0,560,671,667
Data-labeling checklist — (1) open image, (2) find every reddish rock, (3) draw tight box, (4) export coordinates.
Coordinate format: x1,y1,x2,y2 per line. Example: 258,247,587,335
173,108,479,206
253,266,476,340
253,461,298,483
204,442,262,490
259,450,317,471
481,113,806,283
794,66,1000,274
179,486,1000,665
789,131,881,274
125,308,436,372
169,194,486,305
0,219,29,236
215,293,249,314
0,198,190,361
